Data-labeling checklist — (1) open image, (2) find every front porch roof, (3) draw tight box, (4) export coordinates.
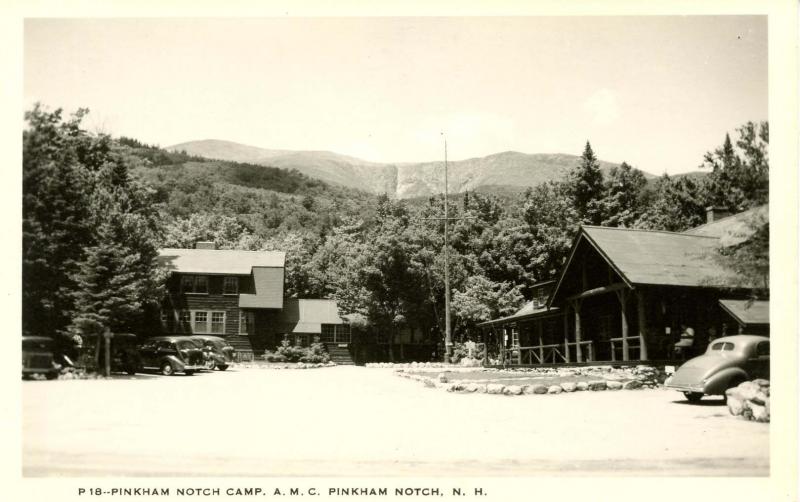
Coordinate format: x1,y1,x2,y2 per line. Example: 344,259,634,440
719,299,770,326
476,303,561,328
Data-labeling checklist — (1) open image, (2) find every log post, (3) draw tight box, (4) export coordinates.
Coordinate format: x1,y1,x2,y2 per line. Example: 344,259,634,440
482,328,489,366
573,300,583,363
637,290,649,361
537,321,544,364
616,289,629,361
563,308,570,363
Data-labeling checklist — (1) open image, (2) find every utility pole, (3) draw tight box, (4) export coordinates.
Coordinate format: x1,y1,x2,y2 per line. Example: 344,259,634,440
443,137,452,363
418,134,475,363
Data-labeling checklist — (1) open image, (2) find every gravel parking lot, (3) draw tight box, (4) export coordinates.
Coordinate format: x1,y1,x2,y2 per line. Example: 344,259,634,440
23,366,769,476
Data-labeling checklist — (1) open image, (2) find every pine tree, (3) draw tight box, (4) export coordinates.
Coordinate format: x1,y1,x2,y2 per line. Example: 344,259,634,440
567,141,605,225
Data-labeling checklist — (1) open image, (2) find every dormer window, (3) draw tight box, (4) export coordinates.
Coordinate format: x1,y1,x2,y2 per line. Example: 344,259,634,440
223,276,239,295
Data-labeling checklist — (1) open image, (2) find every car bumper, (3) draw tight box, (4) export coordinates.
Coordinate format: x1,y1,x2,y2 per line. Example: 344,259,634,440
664,379,706,394
182,364,204,371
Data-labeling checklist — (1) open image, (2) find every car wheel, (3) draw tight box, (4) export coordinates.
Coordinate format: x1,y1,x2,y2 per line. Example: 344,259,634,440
684,392,703,403
218,364,228,371
205,359,216,370
161,362,174,376
184,370,195,376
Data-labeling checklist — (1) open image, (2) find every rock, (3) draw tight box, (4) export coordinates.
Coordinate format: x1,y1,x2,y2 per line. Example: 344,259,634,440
727,395,745,416
606,381,623,390
736,381,761,401
576,381,589,391
547,385,563,394
423,378,436,388
749,402,769,422
588,380,607,391
504,385,523,395
474,384,488,394
622,380,643,390
605,374,623,381
561,382,577,392
486,384,505,395
751,391,768,406
445,383,462,392
531,384,548,394
464,383,479,393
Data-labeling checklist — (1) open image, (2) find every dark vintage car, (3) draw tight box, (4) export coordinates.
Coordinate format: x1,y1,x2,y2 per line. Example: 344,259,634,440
664,334,769,402
22,336,60,380
189,335,235,371
137,336,205,376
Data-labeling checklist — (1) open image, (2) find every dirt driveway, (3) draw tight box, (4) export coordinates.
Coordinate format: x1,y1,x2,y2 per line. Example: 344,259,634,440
22,366,768,476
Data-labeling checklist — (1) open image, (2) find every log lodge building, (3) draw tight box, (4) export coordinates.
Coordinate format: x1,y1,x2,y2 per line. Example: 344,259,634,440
477,205,769,366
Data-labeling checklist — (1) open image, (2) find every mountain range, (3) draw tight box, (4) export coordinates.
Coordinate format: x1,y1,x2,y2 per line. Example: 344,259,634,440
168,139,651,199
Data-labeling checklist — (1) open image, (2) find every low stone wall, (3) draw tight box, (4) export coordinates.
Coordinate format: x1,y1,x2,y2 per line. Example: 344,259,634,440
726,380,770,423
395,364,665,395
237,361,337,370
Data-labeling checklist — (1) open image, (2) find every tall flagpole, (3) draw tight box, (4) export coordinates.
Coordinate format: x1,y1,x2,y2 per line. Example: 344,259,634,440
443,136,452,363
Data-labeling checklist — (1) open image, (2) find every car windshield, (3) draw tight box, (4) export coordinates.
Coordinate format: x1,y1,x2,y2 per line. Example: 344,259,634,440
175,340,197,350
710,342,735,351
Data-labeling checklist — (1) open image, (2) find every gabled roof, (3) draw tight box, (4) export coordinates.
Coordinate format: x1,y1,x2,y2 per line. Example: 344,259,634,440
719,299,769,326
279,299,346,334
239,267,284,309
158,248,285,275
579,226,740,288
683,204,768,246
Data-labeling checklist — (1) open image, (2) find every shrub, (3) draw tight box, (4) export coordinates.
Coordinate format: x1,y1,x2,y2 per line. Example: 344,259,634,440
300,341,331,364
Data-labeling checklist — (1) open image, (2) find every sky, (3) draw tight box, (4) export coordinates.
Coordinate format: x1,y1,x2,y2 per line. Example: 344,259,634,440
24,17,767,174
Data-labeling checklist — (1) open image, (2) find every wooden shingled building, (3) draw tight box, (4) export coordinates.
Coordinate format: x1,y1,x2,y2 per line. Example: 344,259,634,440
479,206,769,365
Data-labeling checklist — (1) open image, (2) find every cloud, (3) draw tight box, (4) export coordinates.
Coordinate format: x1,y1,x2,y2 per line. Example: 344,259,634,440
584,89,620,126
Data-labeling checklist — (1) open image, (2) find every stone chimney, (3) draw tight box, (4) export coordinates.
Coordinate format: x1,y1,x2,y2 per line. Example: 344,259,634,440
195,241,216,250
705,206,732,224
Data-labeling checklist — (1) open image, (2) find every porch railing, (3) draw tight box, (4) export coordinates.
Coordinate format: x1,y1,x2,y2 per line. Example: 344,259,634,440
609,336,641,361
504,344,569,365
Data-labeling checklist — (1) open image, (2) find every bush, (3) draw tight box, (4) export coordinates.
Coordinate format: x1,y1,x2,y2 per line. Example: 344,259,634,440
300,342,331,364
269,337,331,363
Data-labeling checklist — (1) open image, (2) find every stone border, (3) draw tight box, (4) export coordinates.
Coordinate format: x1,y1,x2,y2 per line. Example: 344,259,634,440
394,365,665,395
237,362,337,370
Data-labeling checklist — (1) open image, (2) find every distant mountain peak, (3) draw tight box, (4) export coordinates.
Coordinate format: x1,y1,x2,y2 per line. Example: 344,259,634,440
168,139,650,198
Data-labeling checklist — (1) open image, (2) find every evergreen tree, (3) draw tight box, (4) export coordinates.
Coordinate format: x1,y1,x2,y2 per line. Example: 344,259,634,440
23,104,165,340
23,106,96,337
566,141,605,225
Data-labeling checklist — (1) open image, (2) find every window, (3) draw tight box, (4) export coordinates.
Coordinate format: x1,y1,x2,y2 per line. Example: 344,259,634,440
181,275,209,294
211,312,225,334
181,275,195,292
193,311,208,333
239,312,253,334
321,324,335,343
178,310,190,332
160,310,170,328
756,341,769,357
223,277,239,295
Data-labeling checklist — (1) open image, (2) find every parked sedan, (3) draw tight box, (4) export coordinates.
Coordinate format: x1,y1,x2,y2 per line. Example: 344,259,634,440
664,334,769,402
189,335,235,371
22,336,60,380
137,336,205,376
